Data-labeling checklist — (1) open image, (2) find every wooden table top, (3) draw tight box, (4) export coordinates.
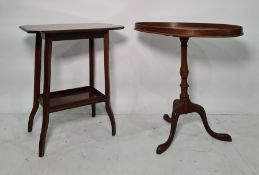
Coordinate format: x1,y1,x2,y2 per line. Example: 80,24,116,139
135,22,243,37
20,23,124,34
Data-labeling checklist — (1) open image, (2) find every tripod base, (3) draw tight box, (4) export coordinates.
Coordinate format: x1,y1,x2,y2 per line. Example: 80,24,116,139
157,99,232,154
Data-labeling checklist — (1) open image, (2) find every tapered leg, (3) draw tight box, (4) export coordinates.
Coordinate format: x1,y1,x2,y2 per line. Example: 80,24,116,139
157,105,182,154
89,38,96,117
189,102,232,141
104,31,116,135
39,38,52,157
28,33,42,132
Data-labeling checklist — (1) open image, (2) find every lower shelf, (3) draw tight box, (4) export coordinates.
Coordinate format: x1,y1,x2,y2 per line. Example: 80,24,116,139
39,86,105,113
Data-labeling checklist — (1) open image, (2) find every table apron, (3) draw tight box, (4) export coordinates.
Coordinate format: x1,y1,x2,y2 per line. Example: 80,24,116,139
41,31,105,41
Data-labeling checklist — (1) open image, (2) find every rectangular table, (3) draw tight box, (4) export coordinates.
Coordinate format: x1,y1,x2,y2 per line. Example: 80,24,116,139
20,23,124,157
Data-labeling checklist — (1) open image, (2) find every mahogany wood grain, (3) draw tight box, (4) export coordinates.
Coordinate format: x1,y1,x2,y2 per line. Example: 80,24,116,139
135,22,243,154
135,22,243,37
20,23,123,157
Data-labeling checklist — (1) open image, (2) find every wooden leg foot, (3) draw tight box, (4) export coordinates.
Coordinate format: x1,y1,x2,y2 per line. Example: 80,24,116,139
163,99,181,123
91,104,96,117
105,102,116,136
157,111,180,154
163,114,171,123
28,103,39,132
39,112,49,157
189,102,232,142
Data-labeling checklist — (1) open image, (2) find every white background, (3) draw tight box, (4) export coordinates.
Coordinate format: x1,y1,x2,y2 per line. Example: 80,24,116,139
0,0,258,115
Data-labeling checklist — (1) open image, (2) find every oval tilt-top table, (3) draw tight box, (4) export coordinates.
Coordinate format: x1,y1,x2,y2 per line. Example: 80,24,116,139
135,22,243,154
20,23,124,157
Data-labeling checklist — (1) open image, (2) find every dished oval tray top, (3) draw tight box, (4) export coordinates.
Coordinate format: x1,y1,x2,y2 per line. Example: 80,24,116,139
135,22,243,37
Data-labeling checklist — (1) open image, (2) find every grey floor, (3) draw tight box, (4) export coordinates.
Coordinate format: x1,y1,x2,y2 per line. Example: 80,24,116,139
0,113,258,175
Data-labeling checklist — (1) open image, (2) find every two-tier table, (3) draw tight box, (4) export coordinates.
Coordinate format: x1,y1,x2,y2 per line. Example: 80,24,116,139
20,23,124,157
135,22,243,154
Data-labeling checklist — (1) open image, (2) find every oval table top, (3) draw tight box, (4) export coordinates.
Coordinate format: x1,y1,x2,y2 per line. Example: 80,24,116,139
135,22,243,38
